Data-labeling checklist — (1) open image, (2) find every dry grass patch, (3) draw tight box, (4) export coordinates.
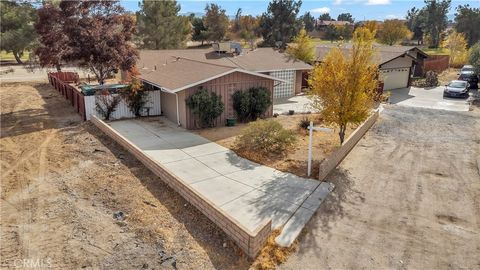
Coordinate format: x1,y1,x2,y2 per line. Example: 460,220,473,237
195,114,356,178
251,229,297,270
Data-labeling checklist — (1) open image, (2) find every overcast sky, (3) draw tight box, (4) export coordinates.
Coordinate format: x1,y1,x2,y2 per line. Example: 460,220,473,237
120,0,479,21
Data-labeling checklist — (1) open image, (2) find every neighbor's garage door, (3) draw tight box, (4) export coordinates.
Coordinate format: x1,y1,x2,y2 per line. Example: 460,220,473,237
380,68,410,90
270,70,296,99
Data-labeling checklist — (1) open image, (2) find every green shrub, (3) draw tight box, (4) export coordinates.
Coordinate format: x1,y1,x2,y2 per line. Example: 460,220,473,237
185,88,224,128
425,71,439,87
232,87,272,122
235,119,296,155
232,90,250,121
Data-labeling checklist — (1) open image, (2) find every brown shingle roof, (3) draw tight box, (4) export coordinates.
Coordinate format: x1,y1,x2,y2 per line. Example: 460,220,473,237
314,44,423,65
140,58,234,91
139,47,312,72
137,47,311,92
317,20,352,26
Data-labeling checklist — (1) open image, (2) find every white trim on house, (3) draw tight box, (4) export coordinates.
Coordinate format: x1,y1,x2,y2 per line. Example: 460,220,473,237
140,68,287,94
256,68,311,73
172,68,288,93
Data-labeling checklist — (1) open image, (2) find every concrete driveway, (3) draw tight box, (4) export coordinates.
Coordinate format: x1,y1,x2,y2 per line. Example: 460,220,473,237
108,117,332,239
273,94,318,115
281,105,480,269
388,86,470,111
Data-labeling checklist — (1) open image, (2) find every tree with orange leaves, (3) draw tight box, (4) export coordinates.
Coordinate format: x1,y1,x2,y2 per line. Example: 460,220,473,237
309,35,379,144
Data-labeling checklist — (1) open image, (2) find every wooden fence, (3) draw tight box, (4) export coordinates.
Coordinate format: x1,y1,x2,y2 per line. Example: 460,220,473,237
423,55,450,74
48,72,162,121
48,72,86,120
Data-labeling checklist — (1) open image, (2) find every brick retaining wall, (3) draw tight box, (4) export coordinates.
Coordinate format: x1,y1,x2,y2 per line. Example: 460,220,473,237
91,116,272,258
319,110,379,181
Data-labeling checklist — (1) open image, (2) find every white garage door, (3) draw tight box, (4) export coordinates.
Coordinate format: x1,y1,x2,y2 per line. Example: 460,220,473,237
270,70,296,99
381,68,410,90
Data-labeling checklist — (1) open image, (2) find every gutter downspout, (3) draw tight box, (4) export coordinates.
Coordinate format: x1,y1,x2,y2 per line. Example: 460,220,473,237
140,78,181,126
174,92,180,126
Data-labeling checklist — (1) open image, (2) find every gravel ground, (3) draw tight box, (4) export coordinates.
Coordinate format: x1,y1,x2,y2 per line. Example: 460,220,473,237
281,105,480,269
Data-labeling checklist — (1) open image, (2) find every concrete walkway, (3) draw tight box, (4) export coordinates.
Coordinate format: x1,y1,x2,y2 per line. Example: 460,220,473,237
108,117,332,246
273,94,318,115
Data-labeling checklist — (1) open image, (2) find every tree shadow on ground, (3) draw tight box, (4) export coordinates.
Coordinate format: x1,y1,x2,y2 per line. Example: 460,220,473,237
293,168,365,254
85,123,252,270
0,82,81,138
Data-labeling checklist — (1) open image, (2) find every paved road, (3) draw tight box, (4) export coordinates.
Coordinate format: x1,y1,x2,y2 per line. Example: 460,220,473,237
389,86,471,111
0,65,91,83
281,105,480,269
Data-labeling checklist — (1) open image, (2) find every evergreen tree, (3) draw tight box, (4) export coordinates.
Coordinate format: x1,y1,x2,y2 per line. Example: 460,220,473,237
337,13,354,23
318,13,332,21
260,0,302,49
136,0,190,49
454,5,480,47
300,12,315,32
190,16,208,45
423,0,451,48
204,3,229,42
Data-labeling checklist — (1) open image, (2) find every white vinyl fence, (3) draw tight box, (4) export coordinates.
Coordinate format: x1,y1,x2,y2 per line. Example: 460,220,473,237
84,90,162,120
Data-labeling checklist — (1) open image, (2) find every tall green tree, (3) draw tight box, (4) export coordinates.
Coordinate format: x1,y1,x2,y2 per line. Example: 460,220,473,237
318,13,332,21
0,0,37,64
190,16,208,45
324,25,339,42
260,0,302,48
405,7,426,44
469,42,480,74
454,5,480,47
300,12,315,32
204,3,229,42
337,13,354,23
423,0,451,48
136,0,190,49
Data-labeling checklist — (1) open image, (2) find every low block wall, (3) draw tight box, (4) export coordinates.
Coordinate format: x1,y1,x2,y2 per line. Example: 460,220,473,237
91,116,271,258
318,110,379,181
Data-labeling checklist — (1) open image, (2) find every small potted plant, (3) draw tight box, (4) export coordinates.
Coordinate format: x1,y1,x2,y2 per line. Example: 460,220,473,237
226,116,237,127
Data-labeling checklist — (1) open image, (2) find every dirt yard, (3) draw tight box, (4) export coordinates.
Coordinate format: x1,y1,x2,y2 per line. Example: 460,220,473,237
0,82,255,269
280,105,480,269
195,115,355,179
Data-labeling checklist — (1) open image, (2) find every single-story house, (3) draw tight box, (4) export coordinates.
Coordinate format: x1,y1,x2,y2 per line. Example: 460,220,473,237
315,44,428,90
127,47,311,129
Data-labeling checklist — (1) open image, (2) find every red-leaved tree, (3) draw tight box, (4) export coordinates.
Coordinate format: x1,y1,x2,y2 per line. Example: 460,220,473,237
35,2,69,71
35,1,138,84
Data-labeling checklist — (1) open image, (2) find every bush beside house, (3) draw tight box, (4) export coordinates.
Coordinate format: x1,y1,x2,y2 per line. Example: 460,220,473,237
232,87,272,122
185,88,224,128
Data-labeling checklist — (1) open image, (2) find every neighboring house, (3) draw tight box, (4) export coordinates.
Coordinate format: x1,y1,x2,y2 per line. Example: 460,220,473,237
310,20,352,39
315,44,428,90
127,47,311,129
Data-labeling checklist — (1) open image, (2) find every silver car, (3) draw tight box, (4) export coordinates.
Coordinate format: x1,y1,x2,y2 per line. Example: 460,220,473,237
443,80,469,98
